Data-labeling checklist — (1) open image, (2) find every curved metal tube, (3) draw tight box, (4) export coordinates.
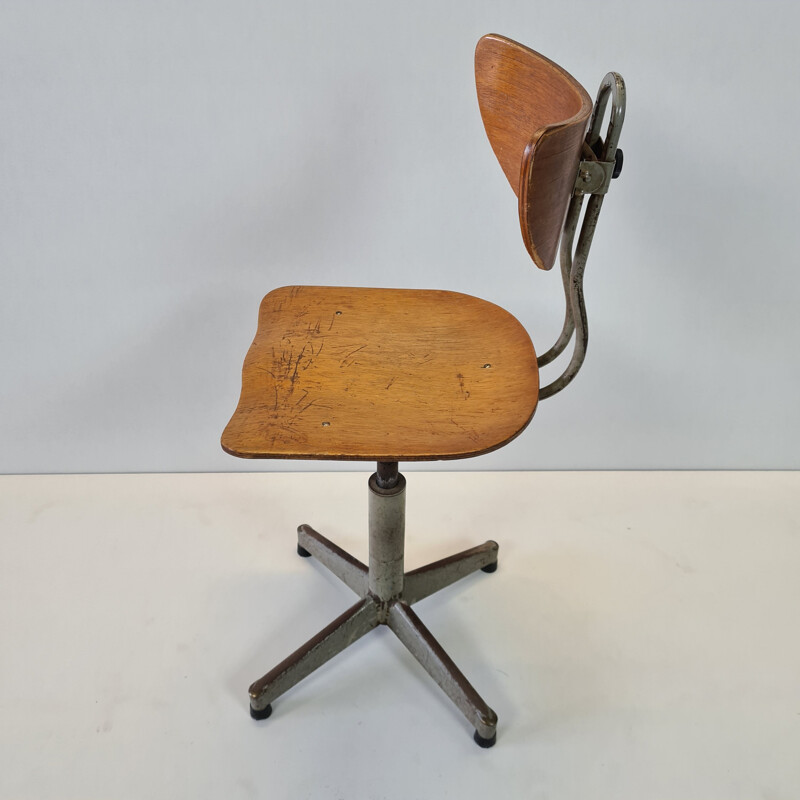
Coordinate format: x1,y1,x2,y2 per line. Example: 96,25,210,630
535,194,583,367
537,72,625,400
587,71,626,163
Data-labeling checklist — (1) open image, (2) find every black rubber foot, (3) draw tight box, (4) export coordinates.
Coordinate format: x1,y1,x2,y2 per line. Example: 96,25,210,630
250,703,272,720
481,561,498,573
297,543,311,558
474,729,497,748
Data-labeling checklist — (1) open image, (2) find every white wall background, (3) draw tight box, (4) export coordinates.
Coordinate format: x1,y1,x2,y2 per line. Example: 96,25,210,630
1,0,798,474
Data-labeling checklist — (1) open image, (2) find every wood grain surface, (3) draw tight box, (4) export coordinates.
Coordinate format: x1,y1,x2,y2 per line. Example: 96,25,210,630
221,286,539,462
475,34,593,270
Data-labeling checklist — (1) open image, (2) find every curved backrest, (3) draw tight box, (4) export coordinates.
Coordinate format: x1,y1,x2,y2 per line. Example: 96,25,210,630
475,34,593,270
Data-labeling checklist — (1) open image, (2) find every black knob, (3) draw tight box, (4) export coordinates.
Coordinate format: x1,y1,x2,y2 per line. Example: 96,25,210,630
612,148,624,179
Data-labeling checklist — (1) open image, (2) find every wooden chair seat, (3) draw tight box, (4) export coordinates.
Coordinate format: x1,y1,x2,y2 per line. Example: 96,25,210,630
221,285,539,461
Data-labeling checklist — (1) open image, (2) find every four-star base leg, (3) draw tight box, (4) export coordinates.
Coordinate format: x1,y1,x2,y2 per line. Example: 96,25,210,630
247,465,500,747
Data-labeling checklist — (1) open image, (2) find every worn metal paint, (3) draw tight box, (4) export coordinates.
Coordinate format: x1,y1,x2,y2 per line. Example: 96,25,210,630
538,71,626,399
248,467,500,746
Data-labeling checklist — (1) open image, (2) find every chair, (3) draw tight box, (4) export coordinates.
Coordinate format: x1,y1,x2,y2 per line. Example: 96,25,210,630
222,33,625,747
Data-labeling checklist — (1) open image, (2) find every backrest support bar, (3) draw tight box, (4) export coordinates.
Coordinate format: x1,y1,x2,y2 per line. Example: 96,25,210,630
537,71,626,399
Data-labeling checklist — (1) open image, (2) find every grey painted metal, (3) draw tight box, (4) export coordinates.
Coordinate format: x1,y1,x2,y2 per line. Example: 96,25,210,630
387,601,498,742
573,156,615,195
248,466,500,744
248,596,379,711
538,71,626,398
368,472,406,603
535,194,582,369
297,523,368,595
403,540,499,605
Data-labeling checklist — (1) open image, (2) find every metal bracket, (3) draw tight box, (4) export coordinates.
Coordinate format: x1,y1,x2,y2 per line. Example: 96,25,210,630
537,70,626,399
573,157,615,195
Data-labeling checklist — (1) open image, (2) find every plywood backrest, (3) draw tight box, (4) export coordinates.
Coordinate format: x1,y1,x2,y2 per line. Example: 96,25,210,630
475,34,593,270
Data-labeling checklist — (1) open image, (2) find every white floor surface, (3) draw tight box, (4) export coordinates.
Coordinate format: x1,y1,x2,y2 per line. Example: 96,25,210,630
1,471,798,799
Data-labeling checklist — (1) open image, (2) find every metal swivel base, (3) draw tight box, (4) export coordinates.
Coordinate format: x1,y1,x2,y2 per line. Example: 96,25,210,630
248,464,500,747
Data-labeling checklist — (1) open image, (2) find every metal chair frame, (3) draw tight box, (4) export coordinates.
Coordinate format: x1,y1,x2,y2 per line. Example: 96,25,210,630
246,74,626,747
